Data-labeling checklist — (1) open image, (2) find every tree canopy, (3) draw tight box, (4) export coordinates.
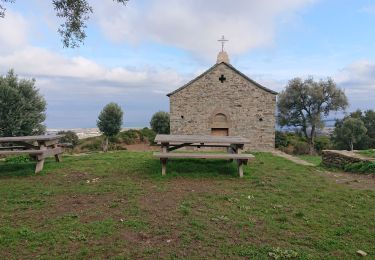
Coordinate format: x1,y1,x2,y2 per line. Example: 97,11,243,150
332,109,375,150
0,70,47,137
0,0,129,48
150,111,170,134
277,77,348,154
332,117,367,151
97,103,123,152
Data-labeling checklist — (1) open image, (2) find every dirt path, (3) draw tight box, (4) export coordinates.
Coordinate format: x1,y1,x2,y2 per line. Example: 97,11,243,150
271,150,315,166
319,170,375,190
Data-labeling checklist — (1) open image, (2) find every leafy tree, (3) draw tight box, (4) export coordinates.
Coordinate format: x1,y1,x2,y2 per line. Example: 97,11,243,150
57,130,79,147
0,0,129,48
0,70,46,137
332,118,367,151
333,109,375,150
97,103,123,152
278,77,348,154
150,111,170,134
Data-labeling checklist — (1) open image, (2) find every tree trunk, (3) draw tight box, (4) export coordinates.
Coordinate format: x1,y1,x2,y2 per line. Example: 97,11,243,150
308,126,316,155
349,140,353,151
103,136,109,152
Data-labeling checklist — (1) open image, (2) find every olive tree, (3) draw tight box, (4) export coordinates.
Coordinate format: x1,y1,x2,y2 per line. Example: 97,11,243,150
150,111,170,134
97,103,123,152
278,77,348,154
0,0,129,48
57,130,79,147
332,118,367,151
0,70,46,137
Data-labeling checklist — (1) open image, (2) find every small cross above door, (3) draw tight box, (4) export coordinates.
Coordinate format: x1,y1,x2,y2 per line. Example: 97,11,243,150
219,74,226,83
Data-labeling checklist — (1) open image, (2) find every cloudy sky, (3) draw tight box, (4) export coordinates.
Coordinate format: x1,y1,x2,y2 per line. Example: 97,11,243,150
0,0,374,128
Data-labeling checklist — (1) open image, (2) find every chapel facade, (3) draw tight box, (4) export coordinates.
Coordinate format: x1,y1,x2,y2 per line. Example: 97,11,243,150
167,50,277,151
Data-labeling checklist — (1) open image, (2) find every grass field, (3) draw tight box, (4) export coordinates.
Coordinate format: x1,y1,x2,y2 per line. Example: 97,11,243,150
357,149,375,158
296,155,322,166
0,151,374,259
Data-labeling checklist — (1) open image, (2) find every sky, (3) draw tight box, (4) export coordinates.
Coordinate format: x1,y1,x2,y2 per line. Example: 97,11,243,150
0,0,374,128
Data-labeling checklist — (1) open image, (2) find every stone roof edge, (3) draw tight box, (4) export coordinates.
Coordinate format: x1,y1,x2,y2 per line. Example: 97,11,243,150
166,62,278,97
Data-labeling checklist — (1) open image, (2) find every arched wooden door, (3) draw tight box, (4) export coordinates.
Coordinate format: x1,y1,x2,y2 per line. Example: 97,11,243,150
211,113,229,136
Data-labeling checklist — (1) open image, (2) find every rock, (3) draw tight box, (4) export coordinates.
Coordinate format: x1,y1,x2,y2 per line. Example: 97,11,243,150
357,250,367,257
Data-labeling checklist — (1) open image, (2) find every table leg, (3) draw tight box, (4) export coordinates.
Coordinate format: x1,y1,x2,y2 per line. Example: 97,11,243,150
161,158,167,176
34,143,48,174
53,144,62,162
238,160,244,178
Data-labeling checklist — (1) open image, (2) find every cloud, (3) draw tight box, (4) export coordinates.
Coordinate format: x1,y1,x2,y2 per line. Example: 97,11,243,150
93,0,315,58
335,60,375,110
0,10,29,53
360,4,375,14
0,46,186,94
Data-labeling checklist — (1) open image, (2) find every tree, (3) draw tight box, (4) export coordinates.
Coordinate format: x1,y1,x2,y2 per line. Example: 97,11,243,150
332,118,367,151
57,130,79,147
0,0,129,48
333,109,375,150
278,77,348,154
0,70,46,137
97,103,123,152
150,111,170,134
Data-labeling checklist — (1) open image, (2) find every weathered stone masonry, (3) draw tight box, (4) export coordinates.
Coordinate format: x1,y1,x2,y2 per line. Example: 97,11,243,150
167,53,277,151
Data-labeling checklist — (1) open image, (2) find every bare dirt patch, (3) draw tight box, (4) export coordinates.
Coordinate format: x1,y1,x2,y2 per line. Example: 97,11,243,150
125,144,159,152
321,171,375,190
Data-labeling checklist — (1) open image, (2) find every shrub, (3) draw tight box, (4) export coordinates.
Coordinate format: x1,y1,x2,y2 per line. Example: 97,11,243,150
344,161,375,174
5,155,30,164
314,136,332,153
292,141,310,155
150,111,170,134
139,127,156,144
118,129,139,144
80,138,102,151
58,130,79,147
275,131,289,148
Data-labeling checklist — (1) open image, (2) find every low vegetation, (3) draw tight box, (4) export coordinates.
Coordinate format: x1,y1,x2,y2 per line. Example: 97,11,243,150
276,131,332,155
0,151,374,258
357,149,375,158
74,128,156,153
343,161,375,174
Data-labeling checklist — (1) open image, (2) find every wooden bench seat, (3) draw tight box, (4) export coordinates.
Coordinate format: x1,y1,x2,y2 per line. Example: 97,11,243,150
153,152,254,177
0,147,63,173
0,150,44,155
154,152,253,160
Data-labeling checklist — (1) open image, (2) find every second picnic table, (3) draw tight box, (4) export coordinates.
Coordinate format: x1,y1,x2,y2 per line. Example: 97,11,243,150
0,135,64,173
153,134,254,177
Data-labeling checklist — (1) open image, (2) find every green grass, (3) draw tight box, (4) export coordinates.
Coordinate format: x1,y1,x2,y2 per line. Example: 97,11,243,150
0,151,374,259
297,155,322,166
357,149,375,158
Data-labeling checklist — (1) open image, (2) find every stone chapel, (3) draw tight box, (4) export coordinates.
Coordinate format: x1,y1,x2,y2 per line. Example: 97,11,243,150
167,47,277,151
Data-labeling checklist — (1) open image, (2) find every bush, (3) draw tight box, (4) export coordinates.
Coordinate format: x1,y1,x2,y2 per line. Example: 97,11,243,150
150,111,170,134
5,155,30,164
344,161,375,174
80,137,102,151
139,127,156,143
275,131,289,148
314,136,332,153
292,141,310,155
118,129,139,144
58,130,79,147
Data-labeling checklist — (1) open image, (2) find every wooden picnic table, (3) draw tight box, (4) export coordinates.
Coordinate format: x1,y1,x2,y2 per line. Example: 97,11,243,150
0,135,64,173
153,134,254,177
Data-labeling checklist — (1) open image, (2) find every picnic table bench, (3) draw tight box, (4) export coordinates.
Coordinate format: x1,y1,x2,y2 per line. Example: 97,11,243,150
0,135,64,173
153,134,254,177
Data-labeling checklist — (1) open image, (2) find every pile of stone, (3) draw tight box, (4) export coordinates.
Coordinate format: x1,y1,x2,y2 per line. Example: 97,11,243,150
322,150,375,168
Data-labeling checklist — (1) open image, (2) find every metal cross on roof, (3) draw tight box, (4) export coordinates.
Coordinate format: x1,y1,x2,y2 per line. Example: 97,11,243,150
218,35,228,52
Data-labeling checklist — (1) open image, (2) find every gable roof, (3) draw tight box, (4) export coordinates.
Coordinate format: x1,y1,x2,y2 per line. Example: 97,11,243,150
167,62,278,97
